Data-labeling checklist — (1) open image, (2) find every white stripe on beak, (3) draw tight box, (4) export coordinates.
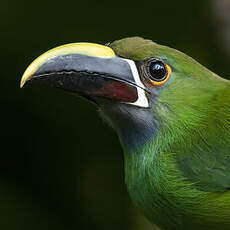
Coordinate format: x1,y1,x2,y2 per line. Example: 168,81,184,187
124,59,149,108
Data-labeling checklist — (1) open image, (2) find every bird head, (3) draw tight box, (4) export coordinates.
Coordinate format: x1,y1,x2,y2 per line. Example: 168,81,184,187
21,37,222,151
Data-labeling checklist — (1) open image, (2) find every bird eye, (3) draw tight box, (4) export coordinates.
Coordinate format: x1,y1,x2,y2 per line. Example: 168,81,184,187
146,59,171,86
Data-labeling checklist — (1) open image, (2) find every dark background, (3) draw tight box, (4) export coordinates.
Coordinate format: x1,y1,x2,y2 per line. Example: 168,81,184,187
1,0,229,229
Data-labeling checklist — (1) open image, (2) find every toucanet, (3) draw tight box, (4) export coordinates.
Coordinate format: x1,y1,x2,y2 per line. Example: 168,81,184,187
21,37,230,230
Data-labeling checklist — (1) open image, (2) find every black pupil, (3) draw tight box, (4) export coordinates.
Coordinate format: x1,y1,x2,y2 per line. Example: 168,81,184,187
149,61,166,81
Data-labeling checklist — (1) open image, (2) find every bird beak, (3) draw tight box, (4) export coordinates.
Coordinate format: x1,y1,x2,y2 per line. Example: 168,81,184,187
21,42,149,108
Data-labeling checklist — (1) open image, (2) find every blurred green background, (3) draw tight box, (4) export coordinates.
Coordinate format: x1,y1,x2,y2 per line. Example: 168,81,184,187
1,0,230,229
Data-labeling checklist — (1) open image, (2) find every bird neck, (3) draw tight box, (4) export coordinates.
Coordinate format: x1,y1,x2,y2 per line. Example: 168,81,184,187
122,98,230,230
123,137,186,230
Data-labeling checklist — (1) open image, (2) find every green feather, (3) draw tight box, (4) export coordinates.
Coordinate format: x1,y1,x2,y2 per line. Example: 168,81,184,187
23,36,230,230
111,37,230,230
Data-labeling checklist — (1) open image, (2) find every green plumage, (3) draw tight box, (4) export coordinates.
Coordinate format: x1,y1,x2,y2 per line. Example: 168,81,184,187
22,37,230,230
110,37,230,230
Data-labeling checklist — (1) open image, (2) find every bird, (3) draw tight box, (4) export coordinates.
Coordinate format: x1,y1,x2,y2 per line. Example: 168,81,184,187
21,37,230,230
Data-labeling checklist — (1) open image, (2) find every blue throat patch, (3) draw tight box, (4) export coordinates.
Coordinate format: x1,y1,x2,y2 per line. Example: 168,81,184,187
99,102,158,151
